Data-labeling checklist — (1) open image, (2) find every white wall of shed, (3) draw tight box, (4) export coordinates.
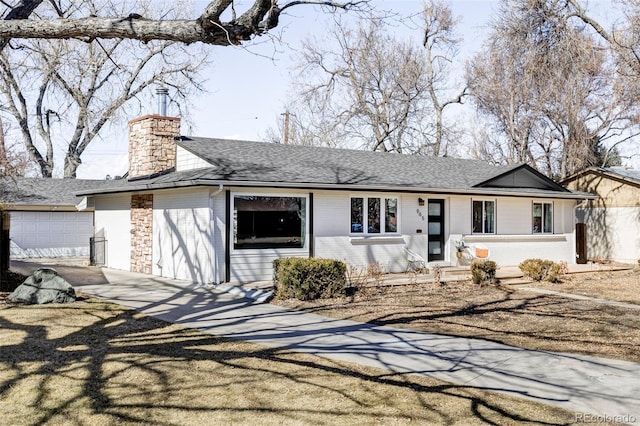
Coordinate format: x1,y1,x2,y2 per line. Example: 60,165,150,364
94,195,131,271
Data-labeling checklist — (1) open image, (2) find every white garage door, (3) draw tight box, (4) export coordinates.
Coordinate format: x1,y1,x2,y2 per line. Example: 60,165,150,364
10,211,93,258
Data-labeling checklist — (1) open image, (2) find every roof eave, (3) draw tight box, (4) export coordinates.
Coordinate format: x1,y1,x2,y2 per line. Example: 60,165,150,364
561,167,640,189
1,204,82,211
77,179,596,200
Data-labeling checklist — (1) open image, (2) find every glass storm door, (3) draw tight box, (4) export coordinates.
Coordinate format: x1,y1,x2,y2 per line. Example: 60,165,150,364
427,199,445,262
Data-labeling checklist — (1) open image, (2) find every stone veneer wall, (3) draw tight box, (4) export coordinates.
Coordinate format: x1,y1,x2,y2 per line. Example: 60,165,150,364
128,115,180,179
131,194,153,274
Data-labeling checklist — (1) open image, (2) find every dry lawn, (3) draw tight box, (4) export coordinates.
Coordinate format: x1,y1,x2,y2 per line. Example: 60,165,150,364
0,296,583,426
529,268,640,305
275,270,640,363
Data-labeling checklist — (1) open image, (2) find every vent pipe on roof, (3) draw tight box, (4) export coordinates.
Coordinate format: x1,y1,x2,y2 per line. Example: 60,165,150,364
156,87,169,116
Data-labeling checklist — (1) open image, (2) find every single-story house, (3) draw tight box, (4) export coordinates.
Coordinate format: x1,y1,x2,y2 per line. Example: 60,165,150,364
562,167,640,264
77,114,593,284
0,177,113,259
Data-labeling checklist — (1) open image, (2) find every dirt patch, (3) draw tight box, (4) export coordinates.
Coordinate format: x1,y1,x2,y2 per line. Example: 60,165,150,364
274,273,640,362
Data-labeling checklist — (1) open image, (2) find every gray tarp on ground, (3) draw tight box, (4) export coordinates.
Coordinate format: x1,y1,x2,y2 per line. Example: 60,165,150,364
8,268,76,304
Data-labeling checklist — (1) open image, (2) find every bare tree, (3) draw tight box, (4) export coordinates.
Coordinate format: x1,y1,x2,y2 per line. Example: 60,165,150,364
421,0,467,156
567,0,640,78
281,14,454,154
0,0,365,46
0,0,210,178
467,0,636,178
0,117,32,177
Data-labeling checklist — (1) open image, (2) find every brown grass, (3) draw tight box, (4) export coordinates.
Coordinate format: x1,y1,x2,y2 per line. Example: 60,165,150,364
0,297,582,425
529,268,640,305
275,271,640,363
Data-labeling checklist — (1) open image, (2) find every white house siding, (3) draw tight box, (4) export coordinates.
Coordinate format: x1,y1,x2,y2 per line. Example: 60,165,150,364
228,188,309,283
456,197,577,265
313,191,423,273
313,192,577,272
9,211,93,258
230,248,308,282
211,191,226,284
94,195,131,271
90,187,578,284
577,206,640,263
175,146,210,171
153,189,215,284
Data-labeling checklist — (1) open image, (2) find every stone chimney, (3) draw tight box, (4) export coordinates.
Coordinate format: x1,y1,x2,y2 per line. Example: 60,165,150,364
128,114,180,179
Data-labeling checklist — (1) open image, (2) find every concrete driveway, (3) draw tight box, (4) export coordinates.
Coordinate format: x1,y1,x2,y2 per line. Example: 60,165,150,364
10,261,640,424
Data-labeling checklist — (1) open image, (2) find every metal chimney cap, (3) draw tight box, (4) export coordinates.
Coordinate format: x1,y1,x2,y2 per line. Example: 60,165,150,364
156,87,169,116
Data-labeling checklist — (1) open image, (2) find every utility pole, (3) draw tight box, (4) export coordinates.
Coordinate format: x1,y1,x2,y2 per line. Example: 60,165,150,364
281,111,291,144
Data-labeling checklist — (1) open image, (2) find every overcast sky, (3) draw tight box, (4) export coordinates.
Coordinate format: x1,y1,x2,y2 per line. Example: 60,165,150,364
75,0,616,179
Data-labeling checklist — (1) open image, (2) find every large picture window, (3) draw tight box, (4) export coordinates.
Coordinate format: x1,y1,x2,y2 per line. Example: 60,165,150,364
532,202,553,233
234,195,306,249
351,196,398,234
472,200,495,234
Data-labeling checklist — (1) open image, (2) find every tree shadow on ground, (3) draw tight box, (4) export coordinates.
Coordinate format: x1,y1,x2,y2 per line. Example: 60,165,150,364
0,300,576,425
288,284,640,362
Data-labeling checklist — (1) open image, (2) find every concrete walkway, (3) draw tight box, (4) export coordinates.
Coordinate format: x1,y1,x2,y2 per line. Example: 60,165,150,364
42,266,638,424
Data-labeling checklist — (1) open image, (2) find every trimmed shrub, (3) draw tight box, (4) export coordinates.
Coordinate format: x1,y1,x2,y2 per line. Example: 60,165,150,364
519,258,563,282
273,257,347,300
471,260,497,286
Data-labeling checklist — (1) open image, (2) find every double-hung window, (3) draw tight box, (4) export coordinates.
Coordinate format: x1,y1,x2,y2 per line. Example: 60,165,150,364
351,196,398,234
472,200,495,234
532,202,553,233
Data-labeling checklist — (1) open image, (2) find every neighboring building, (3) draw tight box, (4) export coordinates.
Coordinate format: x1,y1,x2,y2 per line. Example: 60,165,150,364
78,114,592,284
562,167,640,264
0,177,114,259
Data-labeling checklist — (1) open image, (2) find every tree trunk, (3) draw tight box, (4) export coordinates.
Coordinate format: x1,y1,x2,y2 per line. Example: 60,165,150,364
0,212,10,288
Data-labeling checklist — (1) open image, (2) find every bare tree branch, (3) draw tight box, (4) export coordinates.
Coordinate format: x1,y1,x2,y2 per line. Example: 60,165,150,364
0,0,45,51
0,1,211,177
0,0,367,46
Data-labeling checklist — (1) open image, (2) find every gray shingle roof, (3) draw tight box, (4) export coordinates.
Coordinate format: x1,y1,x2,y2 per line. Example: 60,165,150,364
0,177,122,206
174,137,521,189
601,167,640,183
76,136,588,199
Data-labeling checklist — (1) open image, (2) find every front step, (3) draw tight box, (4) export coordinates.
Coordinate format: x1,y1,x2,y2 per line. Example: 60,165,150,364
440,266,471,278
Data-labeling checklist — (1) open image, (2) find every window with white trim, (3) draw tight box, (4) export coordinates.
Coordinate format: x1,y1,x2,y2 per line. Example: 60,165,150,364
472,200,495,234
351,196,398,234
532,202,553,233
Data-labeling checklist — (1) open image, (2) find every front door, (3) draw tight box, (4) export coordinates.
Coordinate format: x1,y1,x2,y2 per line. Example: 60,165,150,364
427,199,445,262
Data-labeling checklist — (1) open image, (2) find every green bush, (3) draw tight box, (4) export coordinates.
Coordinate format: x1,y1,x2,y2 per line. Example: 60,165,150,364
518,258,563,282
470,260,497,285
273,257,347,300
